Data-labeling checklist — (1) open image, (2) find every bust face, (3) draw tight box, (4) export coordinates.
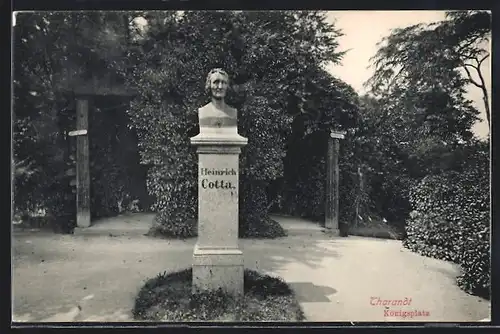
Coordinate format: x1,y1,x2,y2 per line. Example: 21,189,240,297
209,72,229,100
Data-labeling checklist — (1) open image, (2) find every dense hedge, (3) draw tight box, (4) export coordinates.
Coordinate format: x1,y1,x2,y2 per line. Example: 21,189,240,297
239,179,287,238
145,97,289,240
403,144,490,298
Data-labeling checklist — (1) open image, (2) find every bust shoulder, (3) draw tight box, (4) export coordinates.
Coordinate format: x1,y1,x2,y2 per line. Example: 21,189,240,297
198,103,237,118
198,103,211,113
222,104,237,115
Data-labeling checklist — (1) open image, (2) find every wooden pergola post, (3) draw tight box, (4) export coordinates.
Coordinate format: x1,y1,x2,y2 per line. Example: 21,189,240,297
58,74,138,232
69,96,91,228
325,130,345,236
355,166,363,228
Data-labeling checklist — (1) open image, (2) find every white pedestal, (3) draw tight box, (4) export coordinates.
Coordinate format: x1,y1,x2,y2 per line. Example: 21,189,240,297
190,133,247,298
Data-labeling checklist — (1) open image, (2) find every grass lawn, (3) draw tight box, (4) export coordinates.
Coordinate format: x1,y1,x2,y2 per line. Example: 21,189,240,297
133,268,305,322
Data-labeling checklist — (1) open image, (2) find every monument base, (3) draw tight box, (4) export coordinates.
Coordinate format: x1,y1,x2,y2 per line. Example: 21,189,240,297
192,245,244,298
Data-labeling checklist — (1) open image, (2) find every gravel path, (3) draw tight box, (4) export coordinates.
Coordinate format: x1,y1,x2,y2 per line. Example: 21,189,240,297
12,214,490,322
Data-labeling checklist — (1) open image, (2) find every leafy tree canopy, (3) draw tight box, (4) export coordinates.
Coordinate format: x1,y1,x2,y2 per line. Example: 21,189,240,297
366,10,490,127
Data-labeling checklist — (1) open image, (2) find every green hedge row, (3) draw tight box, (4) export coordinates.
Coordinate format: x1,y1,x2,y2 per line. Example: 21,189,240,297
403,147,490,298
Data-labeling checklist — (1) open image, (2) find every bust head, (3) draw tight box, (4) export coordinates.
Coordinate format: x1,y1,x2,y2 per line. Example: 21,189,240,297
205,68,229,100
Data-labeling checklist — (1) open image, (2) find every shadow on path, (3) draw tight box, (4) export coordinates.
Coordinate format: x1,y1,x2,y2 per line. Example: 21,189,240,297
289,282,337,303
243,233,342,273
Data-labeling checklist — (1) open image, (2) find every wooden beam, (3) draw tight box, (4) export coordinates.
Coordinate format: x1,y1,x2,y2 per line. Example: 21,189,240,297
76,98,91,228
332,138,340,231
325,131,344,235
355,166,362,228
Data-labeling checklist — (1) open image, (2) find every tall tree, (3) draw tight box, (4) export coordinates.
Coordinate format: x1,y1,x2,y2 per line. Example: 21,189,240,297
367,10,491,128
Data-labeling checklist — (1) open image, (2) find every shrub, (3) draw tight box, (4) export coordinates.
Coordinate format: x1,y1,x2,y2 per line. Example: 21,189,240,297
403,144,490,298
239,180,287,238
456,211,490,298
148,212,197,239
148,179,286,239
148,178,286,239
240,216,287,239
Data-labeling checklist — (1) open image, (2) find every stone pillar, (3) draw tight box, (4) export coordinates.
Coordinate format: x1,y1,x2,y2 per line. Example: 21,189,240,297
325,130,345,235
190,122,247,298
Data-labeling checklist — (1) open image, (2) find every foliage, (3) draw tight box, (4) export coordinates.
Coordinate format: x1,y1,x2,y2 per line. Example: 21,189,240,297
269,70,362,230
237,97,289,238
14,11,358,237
403,141,490,298
133,268,305,321
367,10,491,127
351,95,414,226
89,98,150,219
364,12,490,298
13,13,77,231
358,11,489,234
276,131,359,227
13,12,148,231
358,70,481,225
148,208,197,239
118,10,347,238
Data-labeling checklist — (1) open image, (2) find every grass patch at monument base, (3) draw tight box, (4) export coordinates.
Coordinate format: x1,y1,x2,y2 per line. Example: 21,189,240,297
133,268,305,322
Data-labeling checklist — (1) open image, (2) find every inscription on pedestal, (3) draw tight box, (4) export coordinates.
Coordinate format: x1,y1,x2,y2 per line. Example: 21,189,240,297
197,154,240,249
200,168,237,190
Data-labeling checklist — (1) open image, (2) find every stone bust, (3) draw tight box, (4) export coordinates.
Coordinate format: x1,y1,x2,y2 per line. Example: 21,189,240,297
197,68,238,134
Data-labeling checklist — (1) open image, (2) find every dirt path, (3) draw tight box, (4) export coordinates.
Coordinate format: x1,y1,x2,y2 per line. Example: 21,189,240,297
12,214,490,322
